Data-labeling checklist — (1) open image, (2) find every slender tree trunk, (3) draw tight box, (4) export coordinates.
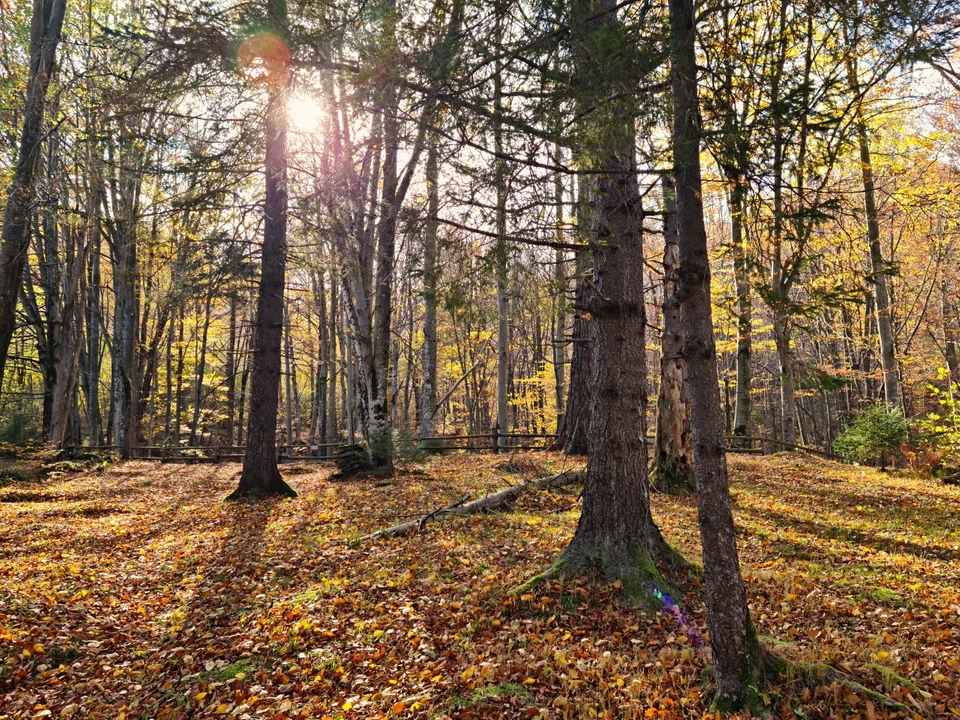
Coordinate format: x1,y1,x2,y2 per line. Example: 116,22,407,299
188,291,212,445
420,133,440,440
553,149,567,431
231,0,296,499
49,232,88,449
730,182,752,441
494,30,510,452
653,176,694,492
175,305,185,445
326,269,338,454
670,0,760,703
554,177,592,455
164,303,173,444
225,294,237,444
843,42,901,411
284,304,294,458
0,0,68,391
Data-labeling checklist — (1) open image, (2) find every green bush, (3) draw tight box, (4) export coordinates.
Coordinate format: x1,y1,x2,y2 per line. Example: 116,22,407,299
834,406,910,467
0,397,42,447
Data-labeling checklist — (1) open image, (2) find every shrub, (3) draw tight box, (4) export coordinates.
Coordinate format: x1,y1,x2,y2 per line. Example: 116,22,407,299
834,406,910,468
0,397,42,447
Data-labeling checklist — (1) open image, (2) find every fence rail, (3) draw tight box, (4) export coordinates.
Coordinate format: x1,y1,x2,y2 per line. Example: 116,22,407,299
74,431,840,463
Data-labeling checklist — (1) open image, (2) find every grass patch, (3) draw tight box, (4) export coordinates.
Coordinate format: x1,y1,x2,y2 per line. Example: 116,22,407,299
213,658,258,681
450,682,534,708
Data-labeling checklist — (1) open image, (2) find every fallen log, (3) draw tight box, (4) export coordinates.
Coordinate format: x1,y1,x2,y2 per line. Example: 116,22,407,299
359,469,585,543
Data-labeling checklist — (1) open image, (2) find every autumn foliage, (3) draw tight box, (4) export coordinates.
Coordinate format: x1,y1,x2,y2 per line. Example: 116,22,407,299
0,453,957,718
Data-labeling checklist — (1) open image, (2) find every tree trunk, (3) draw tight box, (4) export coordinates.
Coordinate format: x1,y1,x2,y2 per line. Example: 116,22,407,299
420,132,440,440
554,178,592,455
653,176,694,493
225,294,237,444
844,44,901,411
326,269,338,453
0,0,68,392
553,149,567,432
188,292,212,446
494,29,510,453
230,0,296,499
670,0,760,704
774,309,798,446
557,0,660,580
730,182,752,441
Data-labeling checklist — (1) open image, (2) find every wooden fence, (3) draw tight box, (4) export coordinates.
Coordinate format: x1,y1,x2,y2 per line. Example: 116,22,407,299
80,431,840,463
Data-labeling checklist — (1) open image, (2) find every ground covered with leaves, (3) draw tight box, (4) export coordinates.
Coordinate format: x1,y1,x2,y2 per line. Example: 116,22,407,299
0,452,958,719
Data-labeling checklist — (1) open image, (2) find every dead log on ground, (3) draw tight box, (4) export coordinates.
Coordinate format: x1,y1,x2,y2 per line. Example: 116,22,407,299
359,469,584,543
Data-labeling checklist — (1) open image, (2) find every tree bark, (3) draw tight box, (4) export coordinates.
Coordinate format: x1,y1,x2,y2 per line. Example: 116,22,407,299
420,132,440,440
653,176,694,493
670,0,760,704
230,0,297,500
557,0,661,580
553,148,567,431
0,0,68,392
554,178,592,455
730,182,752,441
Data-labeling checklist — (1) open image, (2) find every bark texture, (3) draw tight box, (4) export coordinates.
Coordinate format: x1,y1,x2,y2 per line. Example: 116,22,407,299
0,0,68,392
653,177,694,493
231,0,296,500
559,0,661,580
669,0,760,703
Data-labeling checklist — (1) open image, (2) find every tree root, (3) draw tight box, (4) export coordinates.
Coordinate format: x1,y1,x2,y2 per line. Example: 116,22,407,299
357,470,585,543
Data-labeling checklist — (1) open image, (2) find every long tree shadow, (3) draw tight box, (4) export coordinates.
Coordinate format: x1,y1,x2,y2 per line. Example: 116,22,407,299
167,497,280,641
737,504,960,563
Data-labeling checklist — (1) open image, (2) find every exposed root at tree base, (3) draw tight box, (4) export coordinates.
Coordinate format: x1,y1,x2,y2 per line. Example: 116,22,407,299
512,535,692,610
709,638,916,715
225,476,298,502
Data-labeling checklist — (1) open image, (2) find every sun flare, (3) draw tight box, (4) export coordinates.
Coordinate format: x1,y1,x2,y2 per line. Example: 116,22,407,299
288,94,325,133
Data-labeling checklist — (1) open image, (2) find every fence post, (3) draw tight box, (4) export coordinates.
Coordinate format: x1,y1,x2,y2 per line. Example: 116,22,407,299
492,423,499,454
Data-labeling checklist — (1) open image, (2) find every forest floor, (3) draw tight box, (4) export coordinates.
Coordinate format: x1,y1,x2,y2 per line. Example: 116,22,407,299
0,452,958,719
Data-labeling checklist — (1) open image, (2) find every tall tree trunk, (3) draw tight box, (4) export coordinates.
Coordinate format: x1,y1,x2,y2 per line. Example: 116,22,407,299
326,268,338,454
730,182,752,441
843,34,901,411
553,149,567,431
554,180,592,455
367,0,401,468
420,132,440,440
653,176,694,493
188,292,212,446
174,305,185,445
283,304,294,457
230,0,296,499
670,0,760,704
494,25,510,452
109,169,140,459
164,302,173,444
225,294,237,444
555,0,661,580
0,0,68,391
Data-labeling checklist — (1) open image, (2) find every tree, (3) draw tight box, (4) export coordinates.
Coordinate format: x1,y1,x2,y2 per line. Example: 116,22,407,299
0,0,68,393
652,176,694,492
229,0,297,500
669,0,761,704
548,0,669,584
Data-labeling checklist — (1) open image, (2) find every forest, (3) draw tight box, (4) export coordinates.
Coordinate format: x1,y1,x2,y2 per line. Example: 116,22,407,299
1,0,960,716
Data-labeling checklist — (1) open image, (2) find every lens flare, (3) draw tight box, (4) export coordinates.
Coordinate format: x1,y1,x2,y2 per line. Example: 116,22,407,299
651,585,703,647
236,31,290,87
